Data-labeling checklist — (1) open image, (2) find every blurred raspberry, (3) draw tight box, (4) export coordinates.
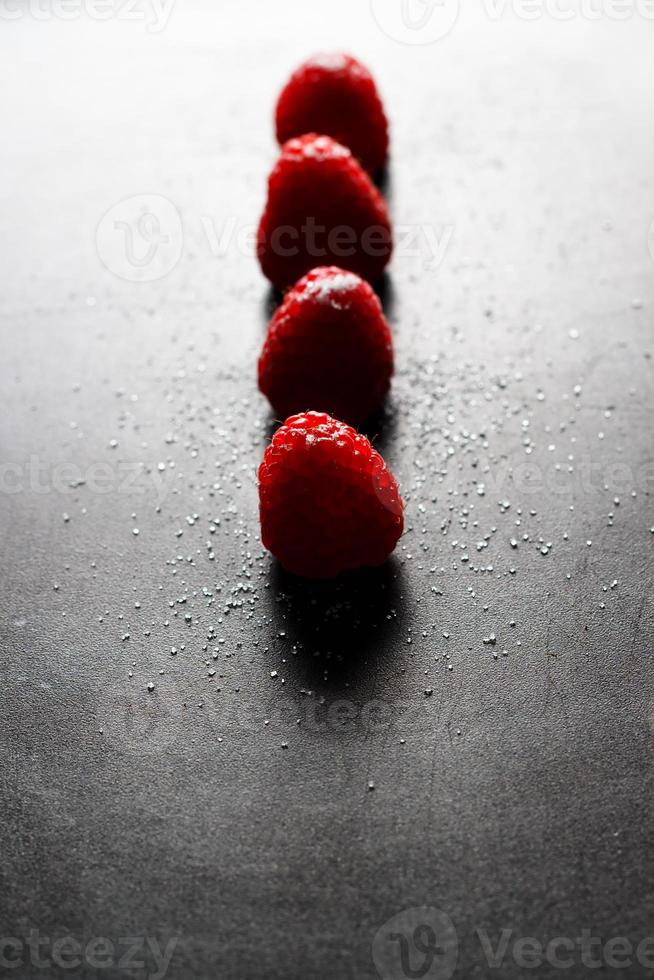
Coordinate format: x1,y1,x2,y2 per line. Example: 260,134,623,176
258,266,393,426
257,134,392,290
258,411,404,578
275,53,389,175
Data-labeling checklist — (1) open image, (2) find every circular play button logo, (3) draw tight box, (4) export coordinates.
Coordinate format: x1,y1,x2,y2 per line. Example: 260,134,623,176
96,193,182,282
370,0,460,44
372,906,459,980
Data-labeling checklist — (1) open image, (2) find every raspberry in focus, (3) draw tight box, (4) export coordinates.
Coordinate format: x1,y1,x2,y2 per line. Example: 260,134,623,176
258,411,404,579
258,266,394,426
256,134,392,290
275,53,389,175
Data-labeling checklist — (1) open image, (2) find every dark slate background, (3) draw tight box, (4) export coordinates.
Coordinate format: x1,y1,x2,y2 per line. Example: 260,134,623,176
1,3,653,978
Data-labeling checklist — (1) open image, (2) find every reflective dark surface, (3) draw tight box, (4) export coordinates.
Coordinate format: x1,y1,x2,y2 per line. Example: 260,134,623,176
1,4,653,978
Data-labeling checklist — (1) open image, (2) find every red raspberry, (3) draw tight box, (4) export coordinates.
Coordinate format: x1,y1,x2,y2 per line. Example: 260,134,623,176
259,411,404,579
258,266,393,426
275,53,389,175
256,134,392,291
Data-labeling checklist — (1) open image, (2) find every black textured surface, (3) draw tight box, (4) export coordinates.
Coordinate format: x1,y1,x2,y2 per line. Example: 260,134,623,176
1,4,654,979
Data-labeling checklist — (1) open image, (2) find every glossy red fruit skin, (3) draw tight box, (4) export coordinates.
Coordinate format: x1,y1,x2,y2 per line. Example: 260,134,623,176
258,266,393,427
275,53,389,175
258,411,404,579
256,134,392,291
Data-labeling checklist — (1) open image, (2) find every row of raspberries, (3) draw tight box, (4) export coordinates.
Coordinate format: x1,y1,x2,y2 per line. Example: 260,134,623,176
255,55,405,578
